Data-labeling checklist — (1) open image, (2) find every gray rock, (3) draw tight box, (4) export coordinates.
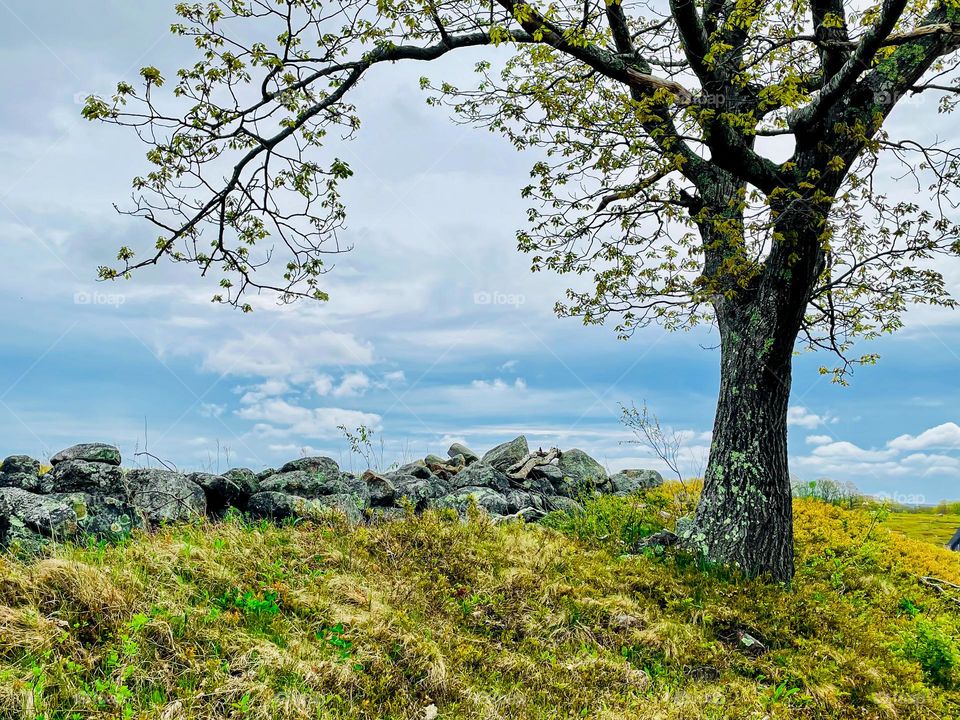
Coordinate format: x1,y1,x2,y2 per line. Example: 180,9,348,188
47,492,145,538
504,489,533,514
362,471,396,507
387,461,433,481
424,454,447,467
481,436,529,472
558,449,608,490
450,463,509,492
0,487,78,539
609,469,664,495
0,455,41,492
437,486,509,516
50,443,121,466
391,473,451,511
315,493,365,523
258,470,333,497
525,465,562,494
189,468,259,513
258,469,367,503
279,456,341,479
247,491,324,521
448,443,480,465
446,454,466,469
38,460,125,496
126,469,206,524
256,467,277,482
545,496,584,514
247,491,364,523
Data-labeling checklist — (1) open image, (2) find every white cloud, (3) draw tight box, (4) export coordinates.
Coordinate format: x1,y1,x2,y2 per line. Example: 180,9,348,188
312,374,335,396
805,434,833,445
201,331,375,378
471,377,527,391
788,406,835,429
888,422,960,451
810,441,896,462
333,372,372,397
236,397,381,439
383,370,406,384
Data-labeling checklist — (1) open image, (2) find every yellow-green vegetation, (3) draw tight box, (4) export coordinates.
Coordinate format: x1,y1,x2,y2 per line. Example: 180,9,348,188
1,486,959,719
885,512,960,546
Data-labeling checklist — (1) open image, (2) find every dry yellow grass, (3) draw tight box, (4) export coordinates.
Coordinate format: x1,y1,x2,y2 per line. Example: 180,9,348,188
0,493,957,719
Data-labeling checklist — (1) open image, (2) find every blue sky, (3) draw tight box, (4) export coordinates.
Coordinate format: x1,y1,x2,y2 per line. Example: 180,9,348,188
1,1,959,502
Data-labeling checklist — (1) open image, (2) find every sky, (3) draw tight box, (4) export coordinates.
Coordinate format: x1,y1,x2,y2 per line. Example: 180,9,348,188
0,1,958,503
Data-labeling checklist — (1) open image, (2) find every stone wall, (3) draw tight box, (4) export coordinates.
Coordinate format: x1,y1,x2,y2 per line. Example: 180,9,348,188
0,438,664,554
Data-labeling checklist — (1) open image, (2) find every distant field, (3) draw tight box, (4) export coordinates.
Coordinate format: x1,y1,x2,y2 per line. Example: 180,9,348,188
884,512,960,546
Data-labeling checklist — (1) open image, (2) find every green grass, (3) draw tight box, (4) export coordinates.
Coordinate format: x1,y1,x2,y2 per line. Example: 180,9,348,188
884,512,960,546
1,489,959,719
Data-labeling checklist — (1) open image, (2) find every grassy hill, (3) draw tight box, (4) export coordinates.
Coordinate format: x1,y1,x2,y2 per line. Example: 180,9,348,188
1,485,959,719
884,512,960,546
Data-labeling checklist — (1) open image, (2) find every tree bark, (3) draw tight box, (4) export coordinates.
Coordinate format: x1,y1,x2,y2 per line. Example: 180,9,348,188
683,196,826,582
686,297,798,581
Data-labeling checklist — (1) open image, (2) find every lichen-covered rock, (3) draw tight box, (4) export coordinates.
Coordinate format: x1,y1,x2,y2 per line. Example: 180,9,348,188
47,492,145,538
524,465,562,494
481,436,529,472
50,443,121,466
0,455,41,492
609,469,664,495
390,473,451,511
558,449,608,490
189,468,259,513
259,469,365,501
0,487,78,539
449,463,509,492
424,454,447,467
437,486,509,516
38,460,125,496
247,491,363,522
256,467,277,482
545,496,584,514
278,456,341,479
448,443,479,465
388,461,433,481
504,488,534,514
126,469,206,524
362,471,396,507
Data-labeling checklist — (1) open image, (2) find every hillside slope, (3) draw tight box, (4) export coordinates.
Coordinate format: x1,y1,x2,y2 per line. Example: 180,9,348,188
1,490,959,719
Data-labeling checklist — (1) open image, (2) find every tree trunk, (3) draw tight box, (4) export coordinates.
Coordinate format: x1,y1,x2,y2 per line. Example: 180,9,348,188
686,297,798,581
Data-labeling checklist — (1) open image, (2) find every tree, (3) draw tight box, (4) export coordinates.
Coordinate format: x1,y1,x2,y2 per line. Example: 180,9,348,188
83,0,960,581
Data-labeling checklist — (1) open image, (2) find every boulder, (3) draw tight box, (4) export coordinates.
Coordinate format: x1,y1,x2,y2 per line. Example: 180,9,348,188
256,467,278,482
47,492,145,538
362,471,396,507
424,454,447,467
545,496,584,514
558,449,608,490
387,461,433,481
126,469,206,524
38,460,125,496
0,487,78,539
259,469,366,502
481,436,529,472
278,456,341,479
449,462,509,492
391,473,451,511
0,455,41,492
525,464,562,494
189,468,259,513
609,469,664,495
504,489,533,514
437,486,509,516
247,491,363,523
448,443,480,465
50,443,121,466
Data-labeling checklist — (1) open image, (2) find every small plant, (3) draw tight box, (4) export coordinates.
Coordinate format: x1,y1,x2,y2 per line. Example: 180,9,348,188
338,423,386,472
215,587,281,617
317,623,362,670
899,618,959,689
